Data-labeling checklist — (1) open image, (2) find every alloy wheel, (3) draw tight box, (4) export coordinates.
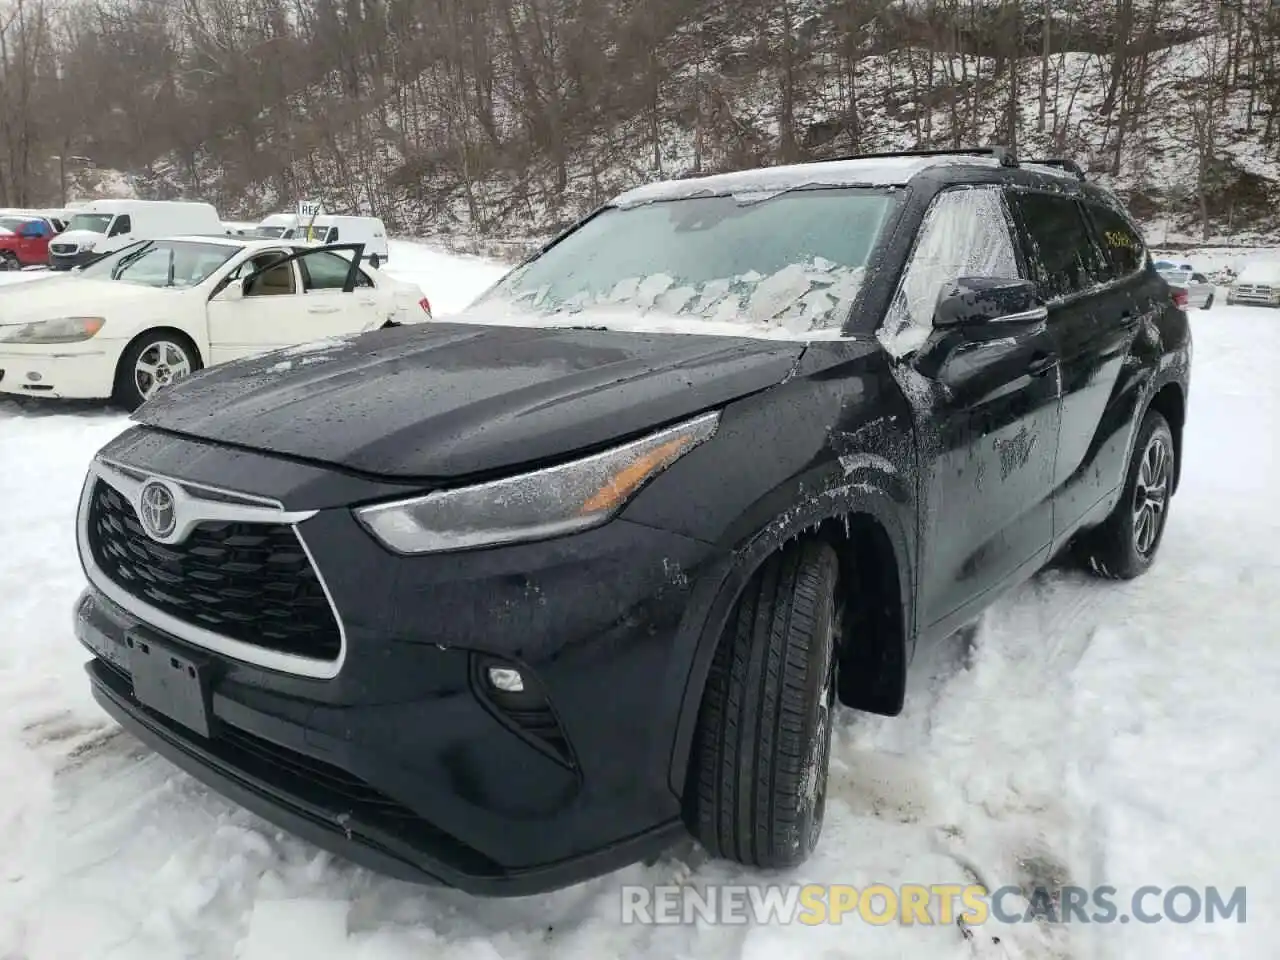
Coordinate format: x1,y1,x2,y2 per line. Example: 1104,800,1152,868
806,600,841,851
1132,433,1172,557
134,341,193,401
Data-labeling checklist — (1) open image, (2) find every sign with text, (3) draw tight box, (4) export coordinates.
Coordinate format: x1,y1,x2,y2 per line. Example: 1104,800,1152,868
296,200,323,218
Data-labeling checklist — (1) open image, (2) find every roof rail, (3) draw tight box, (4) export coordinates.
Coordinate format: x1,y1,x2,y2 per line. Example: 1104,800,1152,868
806,146,1020,168
1024,157,1086,180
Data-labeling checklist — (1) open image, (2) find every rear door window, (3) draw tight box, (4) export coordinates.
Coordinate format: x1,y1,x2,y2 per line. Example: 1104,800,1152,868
1086,202,1146,279
1007,192,1106,300
297,250,373,291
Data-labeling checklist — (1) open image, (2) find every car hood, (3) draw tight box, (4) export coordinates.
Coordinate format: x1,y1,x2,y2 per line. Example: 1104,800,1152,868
132,319,808,480
0,277,172,325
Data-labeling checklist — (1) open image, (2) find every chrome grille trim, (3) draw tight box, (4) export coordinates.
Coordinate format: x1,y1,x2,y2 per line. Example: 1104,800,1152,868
77,457,347,679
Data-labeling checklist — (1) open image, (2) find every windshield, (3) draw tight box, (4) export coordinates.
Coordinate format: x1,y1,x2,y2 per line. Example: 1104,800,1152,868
467,188,899,336
284,224,330,241
255,226,288,238
1239,261,1280,282
77,239,239,288
1162,270,1192,284
66,213,114,234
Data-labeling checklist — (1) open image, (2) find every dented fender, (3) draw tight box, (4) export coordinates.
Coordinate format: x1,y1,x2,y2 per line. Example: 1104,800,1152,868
621,340,922,799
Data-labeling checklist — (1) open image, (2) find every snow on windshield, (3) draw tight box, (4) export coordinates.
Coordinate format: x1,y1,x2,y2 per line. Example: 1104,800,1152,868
467,188,896,338
477,259,867,338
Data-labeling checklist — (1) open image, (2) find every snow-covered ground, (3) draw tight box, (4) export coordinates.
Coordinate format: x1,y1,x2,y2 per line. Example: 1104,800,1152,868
1,242,1277,958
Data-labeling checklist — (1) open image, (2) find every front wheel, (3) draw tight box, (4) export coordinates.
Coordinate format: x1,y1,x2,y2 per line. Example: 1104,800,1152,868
1202,293,1214,310
684,540,841,869
0,252,18,271
1076,409,1175,580
111,332,200,411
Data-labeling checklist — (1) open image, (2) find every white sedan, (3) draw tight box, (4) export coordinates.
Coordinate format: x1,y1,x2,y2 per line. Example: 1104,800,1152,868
0,236,432,409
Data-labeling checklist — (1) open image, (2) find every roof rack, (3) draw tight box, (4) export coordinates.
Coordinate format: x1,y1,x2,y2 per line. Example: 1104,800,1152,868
1024,157,1086,180
806,146,1021,168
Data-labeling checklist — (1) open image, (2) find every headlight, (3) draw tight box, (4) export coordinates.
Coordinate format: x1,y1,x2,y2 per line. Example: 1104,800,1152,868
0,316,105,344
355,411,720,554
80,239,97,252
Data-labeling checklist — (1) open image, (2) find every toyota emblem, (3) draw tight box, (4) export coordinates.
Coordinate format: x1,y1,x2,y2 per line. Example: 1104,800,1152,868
138,480,177,541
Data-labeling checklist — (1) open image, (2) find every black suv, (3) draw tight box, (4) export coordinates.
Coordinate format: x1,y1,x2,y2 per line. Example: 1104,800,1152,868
73,147,1190,895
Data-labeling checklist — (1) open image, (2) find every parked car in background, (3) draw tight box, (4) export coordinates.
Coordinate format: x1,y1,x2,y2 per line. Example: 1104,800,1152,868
0,235,431,409
31,208,71,232
1226,261,1280,307
0,215,59,269
49,200,225,270
65,148,1191,895
1157,268,1215,310
281,216,390,266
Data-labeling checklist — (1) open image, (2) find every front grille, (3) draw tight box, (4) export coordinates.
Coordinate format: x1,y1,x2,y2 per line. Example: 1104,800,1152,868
50,243,77,255
87,479,341,660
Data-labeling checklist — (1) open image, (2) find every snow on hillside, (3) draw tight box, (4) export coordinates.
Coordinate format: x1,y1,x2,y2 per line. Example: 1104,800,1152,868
148,32,1277,249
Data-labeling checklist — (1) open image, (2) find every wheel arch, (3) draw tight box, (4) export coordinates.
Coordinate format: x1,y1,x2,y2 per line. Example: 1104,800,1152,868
1147,380,1186,494
666,485,914,799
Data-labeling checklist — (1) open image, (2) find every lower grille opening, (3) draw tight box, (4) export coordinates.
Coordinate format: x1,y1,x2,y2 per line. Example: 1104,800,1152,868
87,479,341,661
220,726,421,820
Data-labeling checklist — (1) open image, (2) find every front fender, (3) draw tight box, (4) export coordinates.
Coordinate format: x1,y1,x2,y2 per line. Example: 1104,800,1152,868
658,455,916,799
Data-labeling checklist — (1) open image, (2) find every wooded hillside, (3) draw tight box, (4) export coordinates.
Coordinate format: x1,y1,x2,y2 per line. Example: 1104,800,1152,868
2,0,1277,244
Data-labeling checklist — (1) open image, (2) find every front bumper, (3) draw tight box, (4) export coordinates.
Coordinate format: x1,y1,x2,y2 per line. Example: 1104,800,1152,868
75,489,719,893
1226,287,1280,306
0,347,114,398
82,612,684,894
48,250,100,270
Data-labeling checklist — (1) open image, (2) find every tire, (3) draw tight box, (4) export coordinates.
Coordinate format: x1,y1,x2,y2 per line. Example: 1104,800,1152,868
0,252,18,271
111,331,201,412
1202,293,1213,310
1076,409,1175,580
684,539,841,869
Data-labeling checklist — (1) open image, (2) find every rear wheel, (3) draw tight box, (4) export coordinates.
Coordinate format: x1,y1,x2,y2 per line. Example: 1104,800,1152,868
0,252,18,271
684,540,841,869
1076,409,1175,580
111,332,200,411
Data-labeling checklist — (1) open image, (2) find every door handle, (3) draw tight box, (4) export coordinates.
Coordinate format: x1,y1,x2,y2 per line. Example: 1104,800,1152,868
1027,353,1056,377
308,306,341,315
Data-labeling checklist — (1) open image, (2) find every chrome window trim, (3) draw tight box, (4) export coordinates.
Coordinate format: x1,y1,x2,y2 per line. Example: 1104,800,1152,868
990,304,1050,324
77,457,347,680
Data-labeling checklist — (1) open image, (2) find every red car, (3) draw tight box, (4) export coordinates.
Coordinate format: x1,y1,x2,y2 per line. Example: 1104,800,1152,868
0,215,58,269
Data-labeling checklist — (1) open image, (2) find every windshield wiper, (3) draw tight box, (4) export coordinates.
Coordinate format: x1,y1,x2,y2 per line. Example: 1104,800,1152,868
111,245,155,279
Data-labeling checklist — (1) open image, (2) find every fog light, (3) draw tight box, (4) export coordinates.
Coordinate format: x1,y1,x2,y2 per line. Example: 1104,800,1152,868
26,371,42,382
487,666,525,693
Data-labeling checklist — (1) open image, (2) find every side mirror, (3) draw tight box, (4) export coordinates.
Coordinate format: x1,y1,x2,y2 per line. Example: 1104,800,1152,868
220,278,247,300
933,277,1046,328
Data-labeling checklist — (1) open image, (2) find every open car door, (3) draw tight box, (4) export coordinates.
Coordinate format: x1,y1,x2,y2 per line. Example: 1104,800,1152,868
206,243,385,364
